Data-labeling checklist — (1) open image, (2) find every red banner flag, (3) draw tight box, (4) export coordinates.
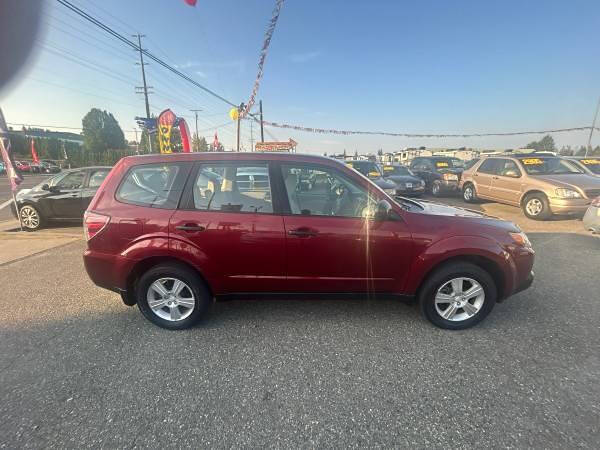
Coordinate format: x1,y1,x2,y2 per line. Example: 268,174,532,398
213,132,219,150
0,109,24,192
184,0,197,6
31,139,40,163
178,118,191,153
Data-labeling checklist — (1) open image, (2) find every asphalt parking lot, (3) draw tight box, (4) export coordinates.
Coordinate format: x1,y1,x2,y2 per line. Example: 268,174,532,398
0,196,598,447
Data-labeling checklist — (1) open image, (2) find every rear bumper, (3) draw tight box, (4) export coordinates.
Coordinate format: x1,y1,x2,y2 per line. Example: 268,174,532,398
83,249,137,293
438,180,460,192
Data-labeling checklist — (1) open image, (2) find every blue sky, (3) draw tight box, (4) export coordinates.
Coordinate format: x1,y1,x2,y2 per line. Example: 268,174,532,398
2,0,600,152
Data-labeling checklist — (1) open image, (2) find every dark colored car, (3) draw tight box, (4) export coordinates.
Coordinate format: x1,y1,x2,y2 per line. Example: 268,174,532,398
345,160,398,196
83,153,534,331
37,161,61,173
409,156,463,196
12,166,111,230
567,157,600,177
380,164,425,196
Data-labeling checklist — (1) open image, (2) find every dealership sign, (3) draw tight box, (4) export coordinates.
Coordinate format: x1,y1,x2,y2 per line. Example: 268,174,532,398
255,138,297,152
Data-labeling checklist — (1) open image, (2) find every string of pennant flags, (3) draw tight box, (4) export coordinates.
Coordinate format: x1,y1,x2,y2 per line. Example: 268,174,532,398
252,119,600,138
239,0,285,119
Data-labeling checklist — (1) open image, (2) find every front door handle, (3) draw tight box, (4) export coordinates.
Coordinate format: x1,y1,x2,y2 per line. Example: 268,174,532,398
492,176,499,180
288,228,318,237
176,224,206,232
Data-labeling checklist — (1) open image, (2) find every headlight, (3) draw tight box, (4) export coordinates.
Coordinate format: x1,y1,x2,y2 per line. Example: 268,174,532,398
442,173,458,181
509,231,532,249
555,188,581,199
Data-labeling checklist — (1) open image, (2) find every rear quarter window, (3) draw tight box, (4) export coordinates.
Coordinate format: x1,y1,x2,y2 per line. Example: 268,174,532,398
116,163,189,209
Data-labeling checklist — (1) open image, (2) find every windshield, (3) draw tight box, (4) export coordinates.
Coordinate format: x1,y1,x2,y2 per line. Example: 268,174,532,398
382,165,412,176
577,159,600,174
347,161,382,178
450,158,465,168
519,157,583,175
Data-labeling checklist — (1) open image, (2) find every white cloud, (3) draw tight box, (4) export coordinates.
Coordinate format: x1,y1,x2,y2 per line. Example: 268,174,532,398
195,71,207,78
289,51,321,64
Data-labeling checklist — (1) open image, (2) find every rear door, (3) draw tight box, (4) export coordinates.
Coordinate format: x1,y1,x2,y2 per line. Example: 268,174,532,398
169,161,287,293
489,159,522,205
279,162,413,293
472,159,500,198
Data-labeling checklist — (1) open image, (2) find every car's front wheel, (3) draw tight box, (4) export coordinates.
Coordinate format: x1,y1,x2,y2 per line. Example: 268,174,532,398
431,181,442,197
522,193,551,220
137,263,211,330
462,183,477,203
419,262,497,330
19,205,43,231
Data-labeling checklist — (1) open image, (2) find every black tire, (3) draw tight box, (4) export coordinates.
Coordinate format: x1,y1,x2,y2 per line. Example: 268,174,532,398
462,183,477,203
419,262,497,330
431,181,443,197
137,263,211,330
19,204,43,231
522,192,551,221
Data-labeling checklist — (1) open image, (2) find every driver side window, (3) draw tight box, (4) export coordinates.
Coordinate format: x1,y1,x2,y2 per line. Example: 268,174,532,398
55,171,86,189
281,164,371,218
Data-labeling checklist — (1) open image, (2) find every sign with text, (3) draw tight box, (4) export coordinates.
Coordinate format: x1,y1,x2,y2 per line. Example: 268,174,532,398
255,138,297,152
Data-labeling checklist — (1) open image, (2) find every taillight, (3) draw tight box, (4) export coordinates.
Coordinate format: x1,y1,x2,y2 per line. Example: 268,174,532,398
84,211,110,241
592,197,600,207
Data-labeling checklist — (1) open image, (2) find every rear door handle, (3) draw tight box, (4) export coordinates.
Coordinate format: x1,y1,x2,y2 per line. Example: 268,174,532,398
288,228,318,237
176,224,206,232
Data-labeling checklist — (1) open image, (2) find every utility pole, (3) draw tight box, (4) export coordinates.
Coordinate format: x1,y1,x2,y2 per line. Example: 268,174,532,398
249,119,254,152
586,95,600,157
236,102,244,152
134,128,139,154
190,109,202,151
259,100,265,143
134,33,153,153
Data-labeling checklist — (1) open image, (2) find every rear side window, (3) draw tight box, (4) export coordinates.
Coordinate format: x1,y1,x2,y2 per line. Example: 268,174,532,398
477,159,500,174
116,163,188,209
192,163,273,213
88,169,110,188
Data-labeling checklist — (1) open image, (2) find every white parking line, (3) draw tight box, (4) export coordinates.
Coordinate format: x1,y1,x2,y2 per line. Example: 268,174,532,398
0,198,13,210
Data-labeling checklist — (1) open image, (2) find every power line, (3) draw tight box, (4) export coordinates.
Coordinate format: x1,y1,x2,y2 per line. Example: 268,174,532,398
56,0,237,108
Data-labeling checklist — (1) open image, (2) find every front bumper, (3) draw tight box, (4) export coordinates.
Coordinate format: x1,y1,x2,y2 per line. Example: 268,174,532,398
548,197,591,215
395,185,426,196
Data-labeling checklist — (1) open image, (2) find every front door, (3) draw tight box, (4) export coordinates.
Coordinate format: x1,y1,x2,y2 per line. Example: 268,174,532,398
489,159,522,205
46,170,86,218
279,162,413,293
169,162,286,293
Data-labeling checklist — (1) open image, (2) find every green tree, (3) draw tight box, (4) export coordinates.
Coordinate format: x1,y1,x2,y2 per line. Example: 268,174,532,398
575,145,587,156
82,108,126,153
592,145,600,156
140,129,159,153
191,134,208,152
525,134,556,152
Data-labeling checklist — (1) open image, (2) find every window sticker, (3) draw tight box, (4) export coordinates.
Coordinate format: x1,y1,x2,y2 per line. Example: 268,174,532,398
521,158,544,165
580,159,600,165
436,161,449,168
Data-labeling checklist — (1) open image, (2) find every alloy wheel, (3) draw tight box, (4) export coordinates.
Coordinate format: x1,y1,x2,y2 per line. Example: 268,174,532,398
146,277,195,322
526,198,543,216
20,206,40,229
434,277,485,322
464,186,473,201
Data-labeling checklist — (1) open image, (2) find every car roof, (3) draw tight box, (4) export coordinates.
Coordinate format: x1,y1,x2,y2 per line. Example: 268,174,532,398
120,152,344,167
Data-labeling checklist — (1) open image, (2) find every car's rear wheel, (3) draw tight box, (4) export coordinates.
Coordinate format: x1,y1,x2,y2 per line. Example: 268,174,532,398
137,263,211,330
522,193,551,220
431,181,442,197
462,183,477,203
19,205,43,231
419,262,497,330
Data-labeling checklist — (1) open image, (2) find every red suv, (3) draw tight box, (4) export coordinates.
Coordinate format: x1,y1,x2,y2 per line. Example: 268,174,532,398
83,153,534,330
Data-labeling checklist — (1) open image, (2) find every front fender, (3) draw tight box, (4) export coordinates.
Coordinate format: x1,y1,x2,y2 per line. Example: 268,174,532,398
404,235,516,297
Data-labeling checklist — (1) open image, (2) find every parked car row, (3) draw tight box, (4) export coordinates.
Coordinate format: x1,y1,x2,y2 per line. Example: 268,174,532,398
14,160,61,174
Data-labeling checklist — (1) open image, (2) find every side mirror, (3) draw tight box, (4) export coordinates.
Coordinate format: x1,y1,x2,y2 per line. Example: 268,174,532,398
504,170,520,178
374,199,392,221
41,184,50,191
